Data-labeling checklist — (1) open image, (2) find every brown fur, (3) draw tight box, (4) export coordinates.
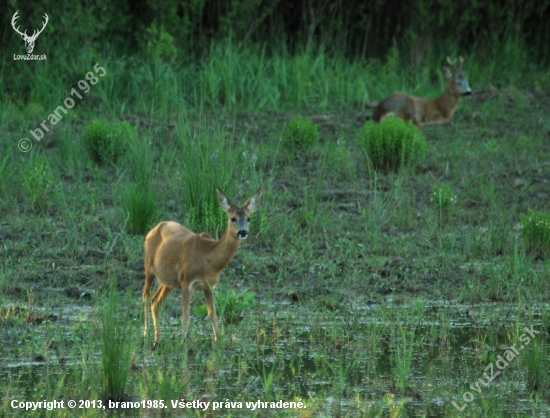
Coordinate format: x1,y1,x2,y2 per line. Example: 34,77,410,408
142,187,262,347
373,57,471,128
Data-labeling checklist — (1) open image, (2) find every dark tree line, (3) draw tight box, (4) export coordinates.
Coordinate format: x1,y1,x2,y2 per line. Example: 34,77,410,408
1,0,549,62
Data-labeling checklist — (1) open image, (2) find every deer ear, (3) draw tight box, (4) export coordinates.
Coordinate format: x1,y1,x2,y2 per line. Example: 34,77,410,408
446,56,457,66
245,188,262,213
442,66,453,79
216,187,232,212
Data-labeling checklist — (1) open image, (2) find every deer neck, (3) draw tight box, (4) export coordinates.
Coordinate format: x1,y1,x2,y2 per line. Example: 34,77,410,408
209,227,242,271
435,86,461,119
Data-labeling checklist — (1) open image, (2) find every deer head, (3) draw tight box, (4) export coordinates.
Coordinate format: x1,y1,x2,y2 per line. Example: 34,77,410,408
11,11,49,54
442,56,472,96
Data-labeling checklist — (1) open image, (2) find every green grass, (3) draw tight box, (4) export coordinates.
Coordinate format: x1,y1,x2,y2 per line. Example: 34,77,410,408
22,153,56,210
431,183,457,223
99,285,132,402
193,285,256,325
1,37,550,417
390,324,416,393
173,112,240,233
521,210,550,260
123,182,157,235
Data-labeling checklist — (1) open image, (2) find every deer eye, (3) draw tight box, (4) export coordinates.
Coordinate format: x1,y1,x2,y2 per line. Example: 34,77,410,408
231,217,237,223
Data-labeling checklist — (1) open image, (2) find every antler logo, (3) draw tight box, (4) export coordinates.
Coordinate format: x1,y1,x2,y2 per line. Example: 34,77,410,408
11,11,49,54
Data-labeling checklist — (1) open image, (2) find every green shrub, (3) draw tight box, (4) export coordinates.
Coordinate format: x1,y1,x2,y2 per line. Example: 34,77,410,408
193,288,255,325
84,120,136,164
282,115,319,152
520,210,550,259
357,115,426,172
145,24,178,62
23,154,55,209
431,184,457,222
123,183,157,235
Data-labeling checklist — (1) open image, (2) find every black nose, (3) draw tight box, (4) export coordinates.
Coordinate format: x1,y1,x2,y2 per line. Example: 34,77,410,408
237,230,248,238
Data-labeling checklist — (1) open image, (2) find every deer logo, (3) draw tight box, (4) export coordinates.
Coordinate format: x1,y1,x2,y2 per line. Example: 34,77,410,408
11,11,49,54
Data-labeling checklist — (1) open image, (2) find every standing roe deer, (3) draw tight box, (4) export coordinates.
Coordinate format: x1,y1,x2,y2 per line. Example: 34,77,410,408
373,57,472,128
142,187,262,347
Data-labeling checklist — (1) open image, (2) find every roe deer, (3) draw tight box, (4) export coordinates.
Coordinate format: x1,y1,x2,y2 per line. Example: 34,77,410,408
373,57,472,128
142,187,262,347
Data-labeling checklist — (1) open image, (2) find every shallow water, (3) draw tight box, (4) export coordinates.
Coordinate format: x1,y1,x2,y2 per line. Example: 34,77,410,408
2,299,549,417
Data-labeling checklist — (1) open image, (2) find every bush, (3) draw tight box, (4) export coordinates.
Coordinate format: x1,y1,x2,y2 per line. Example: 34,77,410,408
23,154,55,209
357,115,426,172
431,184,457,222
84,120,137,164
282,115,319,152
520,210,550,259
145,24,178,62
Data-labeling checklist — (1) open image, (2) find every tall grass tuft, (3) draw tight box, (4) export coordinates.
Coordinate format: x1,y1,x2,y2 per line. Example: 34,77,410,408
58,124,84,178
525,335,549,391
100,286,132,402
123,183,157,235
23,153,56,210
520,210,550,260
325,348,362,415
122,135,157,234
299,144,330,226
357,115,426,172
431,184,457,223
391,325,415,392
175,113,238,233
253,361,276,399
139,362,189,404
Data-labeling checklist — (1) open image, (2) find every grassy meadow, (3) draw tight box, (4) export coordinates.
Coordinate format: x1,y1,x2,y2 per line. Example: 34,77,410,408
1,40,550,417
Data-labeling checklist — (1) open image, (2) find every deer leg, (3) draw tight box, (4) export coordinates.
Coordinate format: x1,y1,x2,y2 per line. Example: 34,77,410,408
151,285,173,346
142,270,155,337
204,288,219,341
181,286,194,340
412,116,424,128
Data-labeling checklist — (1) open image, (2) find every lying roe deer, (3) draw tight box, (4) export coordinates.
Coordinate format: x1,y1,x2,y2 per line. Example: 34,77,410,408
142,187,262,347
373,57,472,128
